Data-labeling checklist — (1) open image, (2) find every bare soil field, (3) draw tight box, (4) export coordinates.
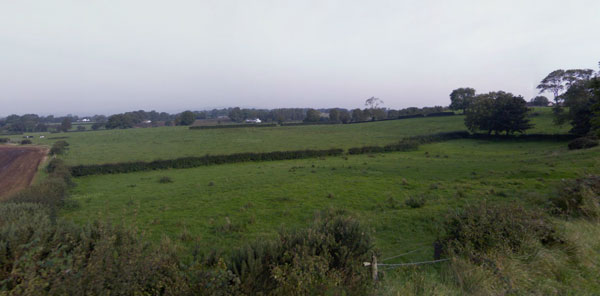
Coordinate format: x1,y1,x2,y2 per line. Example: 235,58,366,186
0,145,48,199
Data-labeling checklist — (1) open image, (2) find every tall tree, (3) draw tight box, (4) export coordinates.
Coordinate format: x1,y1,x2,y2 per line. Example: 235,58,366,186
449,87,476,112
363,97,383,120
328,109,340,122
537,70,566,101
60,117,72,132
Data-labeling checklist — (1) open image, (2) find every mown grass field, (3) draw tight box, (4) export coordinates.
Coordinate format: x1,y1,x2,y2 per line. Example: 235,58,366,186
16,108,566,166
61,139,600,260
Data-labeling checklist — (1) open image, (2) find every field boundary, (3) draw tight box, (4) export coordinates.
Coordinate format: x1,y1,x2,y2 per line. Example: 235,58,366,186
68,132,575,177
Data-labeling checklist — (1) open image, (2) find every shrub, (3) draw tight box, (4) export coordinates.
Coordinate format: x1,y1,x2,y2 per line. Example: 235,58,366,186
568,137,599,150
228,211,374,295
0,203,190,295
405,196,426,208
50,140,69,155
20,139,32,144
549,175,600,218
0,137,9,143
158,176,173,183
439,202,561,258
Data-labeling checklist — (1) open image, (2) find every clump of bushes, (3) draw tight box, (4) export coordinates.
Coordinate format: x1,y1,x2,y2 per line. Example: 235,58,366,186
20,139,32,145
228,211,374,295
0,203,190,295
0,137,10,143
550,175,600,218
50,140,69,155
439,202,561,258
568,137,599,150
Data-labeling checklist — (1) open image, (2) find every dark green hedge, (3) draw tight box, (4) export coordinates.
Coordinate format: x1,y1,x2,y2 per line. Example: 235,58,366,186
348,131,470,155
189,123,277,130
280,122,338,126
70,148,344,176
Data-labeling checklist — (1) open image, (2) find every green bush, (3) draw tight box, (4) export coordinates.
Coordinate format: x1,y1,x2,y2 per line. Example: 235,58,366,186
20,139,32,145
568,137,599,150
405,196,426,208
158,176,173,183
439,202,561,258
50,140,69,155
228,211,374,295
550,175,600,218
0,203,190,295
0,137,10,143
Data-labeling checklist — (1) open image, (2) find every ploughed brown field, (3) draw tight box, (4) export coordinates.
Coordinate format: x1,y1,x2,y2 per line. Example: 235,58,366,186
0,145,48,199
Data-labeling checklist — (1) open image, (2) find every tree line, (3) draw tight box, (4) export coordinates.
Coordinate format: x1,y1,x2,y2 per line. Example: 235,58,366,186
449,60,600,138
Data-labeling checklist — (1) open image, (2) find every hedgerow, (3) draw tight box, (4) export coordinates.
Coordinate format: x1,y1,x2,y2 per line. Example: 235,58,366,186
348,131,469,155
189,123,277,130
70,148,344,176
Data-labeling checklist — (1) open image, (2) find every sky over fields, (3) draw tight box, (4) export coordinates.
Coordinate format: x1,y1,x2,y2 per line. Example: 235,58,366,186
1,0,600,116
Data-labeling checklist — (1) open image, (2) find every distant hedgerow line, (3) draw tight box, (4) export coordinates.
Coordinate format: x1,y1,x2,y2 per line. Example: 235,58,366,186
69,148,344,176
189,123,277,130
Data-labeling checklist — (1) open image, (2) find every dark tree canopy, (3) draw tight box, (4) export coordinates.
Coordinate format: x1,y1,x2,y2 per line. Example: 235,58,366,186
328,109,340,122
176,111,196,126
228,107,244,123
449,87,476,112
554,78,600,135
529,96,549,106
304,109,321,122
464,91,533,135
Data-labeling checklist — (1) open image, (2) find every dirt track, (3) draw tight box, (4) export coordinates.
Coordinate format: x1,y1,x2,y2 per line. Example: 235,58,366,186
0,145,48,199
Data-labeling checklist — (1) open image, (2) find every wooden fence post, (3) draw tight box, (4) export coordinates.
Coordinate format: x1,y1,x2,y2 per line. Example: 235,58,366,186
372,253,378,282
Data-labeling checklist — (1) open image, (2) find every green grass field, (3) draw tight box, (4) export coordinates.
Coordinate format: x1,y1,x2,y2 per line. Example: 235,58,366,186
16,108,567,166
62,139,599,259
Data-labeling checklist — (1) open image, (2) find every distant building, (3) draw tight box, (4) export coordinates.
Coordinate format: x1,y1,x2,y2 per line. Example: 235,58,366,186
245,118,262,123
81,118,91,122
143,120,152,124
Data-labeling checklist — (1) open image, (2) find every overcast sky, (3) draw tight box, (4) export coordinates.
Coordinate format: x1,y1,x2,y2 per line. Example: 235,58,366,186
1,0,599,116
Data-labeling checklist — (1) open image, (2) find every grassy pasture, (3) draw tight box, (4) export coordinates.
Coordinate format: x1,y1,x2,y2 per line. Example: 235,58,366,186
15,108,565,166
61,139,600,260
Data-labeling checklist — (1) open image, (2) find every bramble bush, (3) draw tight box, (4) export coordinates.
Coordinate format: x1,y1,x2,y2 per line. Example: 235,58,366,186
550,175,600,218
568,137,599,150
439,202,561,258
228,210,374,295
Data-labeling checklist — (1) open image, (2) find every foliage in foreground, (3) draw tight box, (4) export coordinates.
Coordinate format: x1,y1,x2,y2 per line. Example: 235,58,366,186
550,175,600,218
